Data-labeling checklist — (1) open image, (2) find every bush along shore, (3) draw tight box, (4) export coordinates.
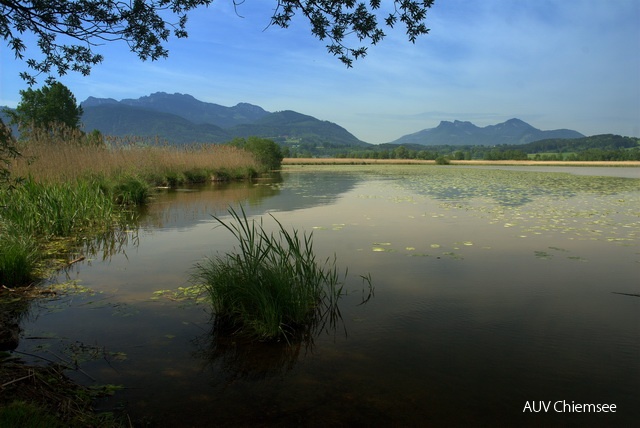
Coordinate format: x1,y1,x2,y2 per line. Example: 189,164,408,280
0,129,282,426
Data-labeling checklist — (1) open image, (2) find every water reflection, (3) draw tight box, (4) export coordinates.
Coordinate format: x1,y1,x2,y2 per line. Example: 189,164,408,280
141,181,280,230
13,166,640,426
313,165,640,207
80,225,141,263
192,326,307,384
0,295,28,351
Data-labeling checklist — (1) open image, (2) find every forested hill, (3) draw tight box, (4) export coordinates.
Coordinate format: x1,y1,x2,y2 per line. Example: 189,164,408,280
337,134,640,161
515,134,639,153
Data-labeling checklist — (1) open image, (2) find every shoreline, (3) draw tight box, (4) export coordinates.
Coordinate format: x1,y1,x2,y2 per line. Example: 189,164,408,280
282,158,640,167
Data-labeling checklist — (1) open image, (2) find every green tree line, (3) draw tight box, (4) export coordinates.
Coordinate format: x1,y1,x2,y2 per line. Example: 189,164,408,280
330,135,640,161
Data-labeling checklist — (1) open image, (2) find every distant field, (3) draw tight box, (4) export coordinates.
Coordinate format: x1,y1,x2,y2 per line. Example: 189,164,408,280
282,158,640,167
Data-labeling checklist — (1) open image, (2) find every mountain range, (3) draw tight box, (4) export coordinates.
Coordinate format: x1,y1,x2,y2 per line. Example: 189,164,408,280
3,92,587,149
390,118,584,146
80,93,369,148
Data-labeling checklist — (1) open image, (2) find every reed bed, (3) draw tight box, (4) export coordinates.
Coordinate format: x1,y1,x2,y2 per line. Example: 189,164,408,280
0,176,121,286
1,178,116,238
1,126,262,287
193,206,346,341
10,129,262,185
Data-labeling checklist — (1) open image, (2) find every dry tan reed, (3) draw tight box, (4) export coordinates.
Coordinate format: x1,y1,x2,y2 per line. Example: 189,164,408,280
10,128,260,184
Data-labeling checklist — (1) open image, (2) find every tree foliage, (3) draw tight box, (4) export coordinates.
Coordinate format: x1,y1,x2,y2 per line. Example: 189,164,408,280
0,118,20,185
1,0,435,84
229,137,283,171
9,82,83,132
332,134,640,161
271,0,435,67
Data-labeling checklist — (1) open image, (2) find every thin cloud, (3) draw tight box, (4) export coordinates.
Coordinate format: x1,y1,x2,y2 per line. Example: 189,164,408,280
0,0,637,142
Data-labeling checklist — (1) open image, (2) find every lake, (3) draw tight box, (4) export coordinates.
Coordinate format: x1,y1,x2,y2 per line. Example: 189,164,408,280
17,165,640,426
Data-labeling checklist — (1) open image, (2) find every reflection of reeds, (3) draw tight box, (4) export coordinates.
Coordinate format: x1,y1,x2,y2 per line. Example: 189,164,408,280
193,324,304,384
140,180,281,229
193,206,347,341
80,224,141,263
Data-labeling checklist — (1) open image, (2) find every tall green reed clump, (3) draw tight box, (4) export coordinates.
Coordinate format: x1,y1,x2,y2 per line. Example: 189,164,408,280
0,220,38,286
111,176,150,205
1,177,116,238
193,206,345,341
0,177,120,286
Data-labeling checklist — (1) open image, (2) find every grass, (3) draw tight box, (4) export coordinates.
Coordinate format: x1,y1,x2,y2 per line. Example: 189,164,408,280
1,177,117,238
111,175,150,205
0,177,123,287
193,206,347,341
0,221,38,287
0,401,66,428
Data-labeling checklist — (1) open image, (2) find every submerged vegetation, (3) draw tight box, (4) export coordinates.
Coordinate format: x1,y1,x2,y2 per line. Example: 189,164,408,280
193,206,363,341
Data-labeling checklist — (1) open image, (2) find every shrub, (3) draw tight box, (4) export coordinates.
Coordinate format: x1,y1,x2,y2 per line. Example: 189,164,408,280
435,156,450,165
183,168,209,183
193,206,345,341
229,137,283,171
112,176,149,205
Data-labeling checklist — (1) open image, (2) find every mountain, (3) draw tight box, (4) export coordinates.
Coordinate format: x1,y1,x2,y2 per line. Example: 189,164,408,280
228,110,367,147
389,118,584,146
84,92,269,128
81,93,368,148
81,104,230,143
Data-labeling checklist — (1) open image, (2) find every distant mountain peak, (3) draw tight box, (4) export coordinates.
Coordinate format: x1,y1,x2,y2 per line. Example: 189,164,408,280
390,118,584,146
81,96,119,107
83,93,270,129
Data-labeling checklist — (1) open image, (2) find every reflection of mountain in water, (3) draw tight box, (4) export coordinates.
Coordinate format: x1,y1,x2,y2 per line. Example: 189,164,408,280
257,171,363,213
141,172,363,230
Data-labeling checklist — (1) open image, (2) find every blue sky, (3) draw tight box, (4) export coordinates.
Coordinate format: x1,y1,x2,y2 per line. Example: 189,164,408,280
1,0,639,144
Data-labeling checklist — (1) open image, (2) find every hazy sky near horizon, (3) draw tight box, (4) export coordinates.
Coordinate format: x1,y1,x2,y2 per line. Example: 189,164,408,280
1,0,639,144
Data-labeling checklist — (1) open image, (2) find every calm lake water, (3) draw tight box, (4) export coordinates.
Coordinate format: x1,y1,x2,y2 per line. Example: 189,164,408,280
17,165,640,426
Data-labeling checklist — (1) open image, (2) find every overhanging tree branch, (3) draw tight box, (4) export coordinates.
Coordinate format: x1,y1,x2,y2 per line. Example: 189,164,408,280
1,1,434,83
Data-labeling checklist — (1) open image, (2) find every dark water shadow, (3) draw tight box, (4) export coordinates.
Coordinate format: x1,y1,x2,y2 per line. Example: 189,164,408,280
192,325,308,385
191,274,374,388
191,306,347,386
5,214,143,352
